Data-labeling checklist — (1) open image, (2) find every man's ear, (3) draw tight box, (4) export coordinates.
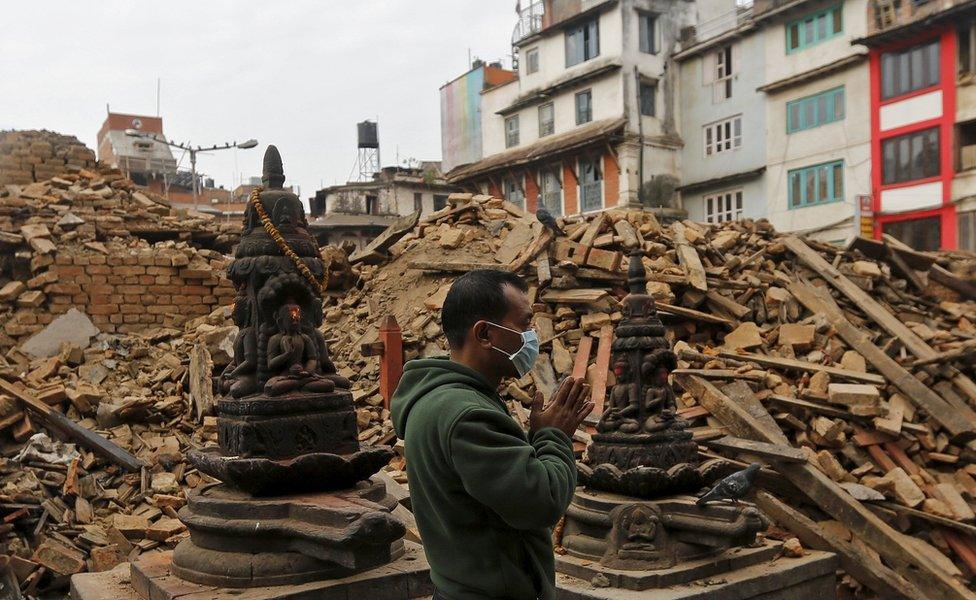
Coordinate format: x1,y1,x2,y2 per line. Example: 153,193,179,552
472,320,492,348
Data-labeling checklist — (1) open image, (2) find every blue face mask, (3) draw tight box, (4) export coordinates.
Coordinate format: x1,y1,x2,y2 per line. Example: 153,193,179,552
488,322,540,378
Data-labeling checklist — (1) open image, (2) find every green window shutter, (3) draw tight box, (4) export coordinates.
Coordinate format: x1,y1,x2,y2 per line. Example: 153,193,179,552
788,160,845,208
787,5,843,53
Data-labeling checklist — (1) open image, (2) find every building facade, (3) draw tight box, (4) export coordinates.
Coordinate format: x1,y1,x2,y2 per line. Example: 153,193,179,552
676,0,872,243
96,112,176,194
308,163,457,248
441,0,696,218
856,0,976,250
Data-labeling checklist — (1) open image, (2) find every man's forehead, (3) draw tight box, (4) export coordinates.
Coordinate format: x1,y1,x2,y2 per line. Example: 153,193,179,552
502,284,532,319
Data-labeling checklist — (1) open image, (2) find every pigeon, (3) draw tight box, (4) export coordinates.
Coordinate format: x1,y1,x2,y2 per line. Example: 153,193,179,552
536,205,564,236
696,462,761,506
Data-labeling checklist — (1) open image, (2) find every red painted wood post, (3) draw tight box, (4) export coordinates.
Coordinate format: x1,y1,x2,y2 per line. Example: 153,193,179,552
379,315,404,411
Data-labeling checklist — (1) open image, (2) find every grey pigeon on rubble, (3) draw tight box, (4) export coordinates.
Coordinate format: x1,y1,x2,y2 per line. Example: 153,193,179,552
696,462,761,506
536,205,564,236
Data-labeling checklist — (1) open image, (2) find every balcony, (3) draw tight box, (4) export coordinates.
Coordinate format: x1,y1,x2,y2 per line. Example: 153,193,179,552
512,1,545,44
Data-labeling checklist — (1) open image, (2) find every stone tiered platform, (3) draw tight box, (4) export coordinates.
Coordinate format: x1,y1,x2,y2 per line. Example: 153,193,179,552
554,547,838,599
71,542,433,600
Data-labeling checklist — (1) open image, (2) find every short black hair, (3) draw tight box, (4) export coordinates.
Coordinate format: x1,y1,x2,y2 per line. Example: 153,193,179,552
441,269,528,349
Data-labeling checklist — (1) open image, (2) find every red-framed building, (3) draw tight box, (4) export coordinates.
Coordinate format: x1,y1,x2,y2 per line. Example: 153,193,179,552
858,0,976,251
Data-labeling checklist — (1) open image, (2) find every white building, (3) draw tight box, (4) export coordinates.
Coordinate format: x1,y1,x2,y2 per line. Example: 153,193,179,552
676,0,871,243
441,0,696,219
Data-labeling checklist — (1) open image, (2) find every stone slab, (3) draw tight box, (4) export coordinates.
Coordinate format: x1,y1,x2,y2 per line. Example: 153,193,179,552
71,542,433,600
555,549,838,600
21,307,99,358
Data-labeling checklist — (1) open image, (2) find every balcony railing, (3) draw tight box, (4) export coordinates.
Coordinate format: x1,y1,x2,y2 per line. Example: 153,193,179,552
512,1,545,44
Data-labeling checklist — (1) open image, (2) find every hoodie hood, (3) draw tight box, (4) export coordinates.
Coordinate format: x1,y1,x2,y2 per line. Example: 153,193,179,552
390,357,500,438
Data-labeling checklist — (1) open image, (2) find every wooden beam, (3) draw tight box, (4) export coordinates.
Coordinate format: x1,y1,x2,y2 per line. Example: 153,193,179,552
408,260,512,273
590,325,613,417
656,302,734,327
571,335,594,379
539,288,609,305
675,373,973,600
672,223,707,292
755,491,925,600
0,378,145,472
788,280,976,444
703,435,807,463
716,350,886,385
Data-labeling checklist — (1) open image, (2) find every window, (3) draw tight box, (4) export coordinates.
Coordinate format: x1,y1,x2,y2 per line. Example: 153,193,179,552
959,23,976,75
413,192,423,214
502,176,525,209
640,81,656,116
433,195,448,211
639,12,658,54
881,39,940,99
365,195,378,215
565,19,599,67
960,210,976,251
788,161,844,208
540,166,563,216
786,5,842,52
525,48,540,74
704,190,743,223
958,121,976,171
884,216,942,251
882,127,940,184
575,90,593,125
505,115,520,148
539,103,555,137
578,156,603,212
787,86,845,132
715,45,733,101
704,116,742,156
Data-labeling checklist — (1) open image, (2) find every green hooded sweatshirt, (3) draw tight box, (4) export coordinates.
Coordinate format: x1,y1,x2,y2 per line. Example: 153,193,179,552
390,358,577,600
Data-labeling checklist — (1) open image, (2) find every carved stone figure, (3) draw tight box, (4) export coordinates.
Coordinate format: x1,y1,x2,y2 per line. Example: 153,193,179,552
175,146,402,589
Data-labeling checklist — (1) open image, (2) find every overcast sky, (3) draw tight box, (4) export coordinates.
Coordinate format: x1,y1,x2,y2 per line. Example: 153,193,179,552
0,1,514,199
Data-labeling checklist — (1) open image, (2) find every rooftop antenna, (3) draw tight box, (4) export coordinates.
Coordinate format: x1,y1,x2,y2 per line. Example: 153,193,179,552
156,78,161,117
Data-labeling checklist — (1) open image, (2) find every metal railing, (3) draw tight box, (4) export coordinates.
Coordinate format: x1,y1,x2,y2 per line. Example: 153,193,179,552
512,1,545,44
693,1,755,43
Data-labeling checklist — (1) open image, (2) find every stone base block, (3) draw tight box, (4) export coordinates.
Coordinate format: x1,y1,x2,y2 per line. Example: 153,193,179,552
174,479,405,587
555,549,838,599
70,543,434,600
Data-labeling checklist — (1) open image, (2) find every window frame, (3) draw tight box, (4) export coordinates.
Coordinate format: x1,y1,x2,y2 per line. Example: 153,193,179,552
786,4,843,53
539,164,564,216
786,86,845,133
578,155,604,213
502,175,525,209
538,102,555,137
505,115,520,148
638,11,658,54
788,160,845,209
880,38,941,100
881,126,941,185
703,115,743,157
640,80,657,117
715,45,733,101
575,89,593,125
525,47,540,75
565,18,600,67
703,189,744,223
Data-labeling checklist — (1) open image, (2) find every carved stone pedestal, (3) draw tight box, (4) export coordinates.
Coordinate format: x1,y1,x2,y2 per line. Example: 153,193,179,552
171,478,405,587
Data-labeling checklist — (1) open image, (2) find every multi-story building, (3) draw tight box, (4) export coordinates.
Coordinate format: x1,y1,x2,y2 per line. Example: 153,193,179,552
441,0,696,218
308,163,457,248
677,0,872,242
96,112,176,194
856,0,976,250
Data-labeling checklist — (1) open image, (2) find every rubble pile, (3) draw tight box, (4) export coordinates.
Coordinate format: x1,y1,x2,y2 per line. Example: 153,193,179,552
0,138,240,346
325,192,976,595
0,309,230,595
0,130,96,186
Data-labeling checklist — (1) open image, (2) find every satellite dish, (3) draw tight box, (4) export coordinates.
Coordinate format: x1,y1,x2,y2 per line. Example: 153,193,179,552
132,118,143,129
